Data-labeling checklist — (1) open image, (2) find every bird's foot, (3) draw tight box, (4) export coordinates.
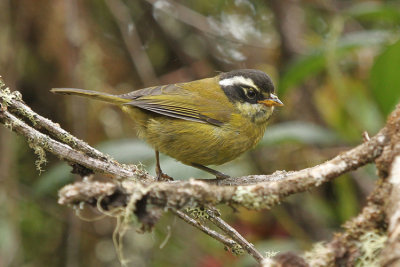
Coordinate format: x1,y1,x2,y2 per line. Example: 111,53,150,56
156,171,174,181
215,171,230,180
190,163,230,180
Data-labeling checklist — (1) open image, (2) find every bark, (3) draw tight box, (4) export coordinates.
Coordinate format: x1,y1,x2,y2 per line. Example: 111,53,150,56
2,84,400,265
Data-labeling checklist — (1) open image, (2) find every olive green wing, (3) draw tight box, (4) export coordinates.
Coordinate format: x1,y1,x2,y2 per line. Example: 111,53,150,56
120,83,231,126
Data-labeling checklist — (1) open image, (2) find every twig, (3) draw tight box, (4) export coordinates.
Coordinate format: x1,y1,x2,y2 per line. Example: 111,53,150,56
0,109,138,178
0,89,152,181
171,209,238,250
6,92,106,159
206,208,265,263
363,131,371,142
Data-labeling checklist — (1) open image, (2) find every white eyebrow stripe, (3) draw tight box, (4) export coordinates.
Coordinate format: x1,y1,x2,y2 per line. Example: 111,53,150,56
219,76,258,90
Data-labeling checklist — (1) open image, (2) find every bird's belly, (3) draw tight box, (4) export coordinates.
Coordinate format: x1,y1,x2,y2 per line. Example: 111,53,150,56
142,117,267,166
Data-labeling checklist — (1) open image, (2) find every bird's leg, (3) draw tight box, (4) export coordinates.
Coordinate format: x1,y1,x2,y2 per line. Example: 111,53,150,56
190,163,230,179
155,150,161,178
155,150,173,181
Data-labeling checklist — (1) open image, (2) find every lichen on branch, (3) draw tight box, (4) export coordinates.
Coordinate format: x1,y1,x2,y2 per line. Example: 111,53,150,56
3,82,400,265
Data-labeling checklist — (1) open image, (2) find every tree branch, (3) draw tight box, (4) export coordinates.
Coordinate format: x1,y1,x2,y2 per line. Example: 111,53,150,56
3,81,400,265
381,156,400,266
377,110,400,266
171,209,239,252
206,208,265,262
57,127,389,211
0,87,153,181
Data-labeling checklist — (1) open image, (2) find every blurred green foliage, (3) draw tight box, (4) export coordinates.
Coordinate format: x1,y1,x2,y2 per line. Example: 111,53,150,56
370,40,400,115
0,0,400,266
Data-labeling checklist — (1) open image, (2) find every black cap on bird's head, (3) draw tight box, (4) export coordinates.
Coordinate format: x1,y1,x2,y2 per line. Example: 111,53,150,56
219,69,283,107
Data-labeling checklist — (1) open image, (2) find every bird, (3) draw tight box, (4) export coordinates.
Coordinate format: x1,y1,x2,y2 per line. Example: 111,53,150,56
51,69,283,180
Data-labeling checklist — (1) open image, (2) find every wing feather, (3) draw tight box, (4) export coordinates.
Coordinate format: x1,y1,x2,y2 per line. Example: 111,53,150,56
121,81,230,126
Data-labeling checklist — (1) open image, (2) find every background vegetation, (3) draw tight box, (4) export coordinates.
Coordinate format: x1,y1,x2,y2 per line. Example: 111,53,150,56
0,0,400,266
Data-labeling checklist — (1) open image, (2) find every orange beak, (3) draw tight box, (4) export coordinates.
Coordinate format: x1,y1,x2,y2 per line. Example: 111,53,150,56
258,94,284,107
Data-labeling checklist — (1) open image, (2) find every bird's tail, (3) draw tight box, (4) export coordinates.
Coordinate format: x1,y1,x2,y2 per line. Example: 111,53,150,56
51,88,131,105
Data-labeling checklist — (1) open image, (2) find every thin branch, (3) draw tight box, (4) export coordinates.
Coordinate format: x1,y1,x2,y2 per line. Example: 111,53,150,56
0,89,153,181
171,209,238,250
6,91,106,159
0,109,136,177
206,208,265,263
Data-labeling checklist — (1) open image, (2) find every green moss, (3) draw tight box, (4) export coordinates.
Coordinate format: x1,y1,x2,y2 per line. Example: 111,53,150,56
303,231,387,267
230,243,245,255
0,80,30,126
28,141,47,174
114,186,147,265
0,77,22,107
355,231,387,267
121,162,147,180
186,207,210,219
60,132,78,146
25,134,56,174
0,87,13,107
0,83,48,173
4,121,13,130
265,250,279,258
16,104,38,126
303,242,334,267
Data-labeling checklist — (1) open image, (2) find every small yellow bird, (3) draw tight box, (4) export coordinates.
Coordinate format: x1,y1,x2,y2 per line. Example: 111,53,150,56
52,69,283,180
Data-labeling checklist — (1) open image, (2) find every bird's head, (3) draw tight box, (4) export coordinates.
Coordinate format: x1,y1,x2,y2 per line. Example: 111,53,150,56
219,69,283,124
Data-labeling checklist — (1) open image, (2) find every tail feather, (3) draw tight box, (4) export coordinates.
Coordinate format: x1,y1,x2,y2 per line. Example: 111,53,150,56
51,88,131,105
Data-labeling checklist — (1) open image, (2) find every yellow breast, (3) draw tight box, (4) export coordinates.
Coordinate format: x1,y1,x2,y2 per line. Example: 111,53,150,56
123,105,269,166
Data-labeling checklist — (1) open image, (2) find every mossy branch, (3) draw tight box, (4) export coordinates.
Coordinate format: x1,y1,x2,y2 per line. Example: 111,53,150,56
3,81,400,265
0,85,152,182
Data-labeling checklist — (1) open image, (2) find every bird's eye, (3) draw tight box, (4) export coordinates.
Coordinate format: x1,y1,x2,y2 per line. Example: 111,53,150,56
246,88,256,99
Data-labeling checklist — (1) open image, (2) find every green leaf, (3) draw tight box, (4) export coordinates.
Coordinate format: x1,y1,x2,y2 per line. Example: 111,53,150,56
279,30,392,96
333,175,359,222
278,50,325,96
346,2,400,23
370,40,400,116
314,78,384,141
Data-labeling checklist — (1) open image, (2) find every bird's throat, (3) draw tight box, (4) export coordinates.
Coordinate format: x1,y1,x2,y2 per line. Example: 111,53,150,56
235,102,274,124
